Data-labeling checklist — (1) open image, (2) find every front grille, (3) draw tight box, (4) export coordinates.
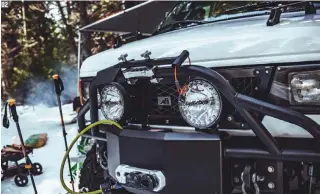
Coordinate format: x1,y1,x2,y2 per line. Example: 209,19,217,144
149,84,180,116
148,77,261,117
231,77,261,96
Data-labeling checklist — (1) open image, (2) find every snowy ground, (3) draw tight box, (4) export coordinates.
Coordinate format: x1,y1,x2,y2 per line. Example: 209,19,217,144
1,104,79,194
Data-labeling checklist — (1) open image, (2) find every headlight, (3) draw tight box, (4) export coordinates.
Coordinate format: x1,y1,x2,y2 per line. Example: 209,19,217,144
178,79,222,129
289,70,320,105
100,83,125,121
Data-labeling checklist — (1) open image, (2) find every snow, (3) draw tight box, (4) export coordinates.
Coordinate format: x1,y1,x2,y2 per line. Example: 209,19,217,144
1,103,79,194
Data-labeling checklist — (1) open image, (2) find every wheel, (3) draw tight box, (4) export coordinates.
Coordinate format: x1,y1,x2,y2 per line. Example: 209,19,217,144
78,143,105,192
32,163,43,175
14,174,28,187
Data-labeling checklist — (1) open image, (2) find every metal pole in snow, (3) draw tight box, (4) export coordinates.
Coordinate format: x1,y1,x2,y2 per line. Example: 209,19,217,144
52,74,75,191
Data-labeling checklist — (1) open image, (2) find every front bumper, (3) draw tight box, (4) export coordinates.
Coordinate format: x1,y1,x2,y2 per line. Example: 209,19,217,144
77,54,320,194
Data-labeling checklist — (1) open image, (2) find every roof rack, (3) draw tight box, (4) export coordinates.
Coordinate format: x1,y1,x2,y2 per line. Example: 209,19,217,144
267,1,317,26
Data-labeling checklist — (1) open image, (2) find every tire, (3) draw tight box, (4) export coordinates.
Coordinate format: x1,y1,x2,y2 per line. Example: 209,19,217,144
32,163,43,175
14,174,28,187
78,143,105,192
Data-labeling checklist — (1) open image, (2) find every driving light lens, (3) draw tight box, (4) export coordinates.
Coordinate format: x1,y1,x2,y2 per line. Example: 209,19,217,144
100,83,125,121
178,79,222,129
290,70,320,105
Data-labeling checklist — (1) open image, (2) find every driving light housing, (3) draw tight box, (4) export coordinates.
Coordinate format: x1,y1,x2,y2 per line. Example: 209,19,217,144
100,83,126,121
178,79,222,129
289,70,320,105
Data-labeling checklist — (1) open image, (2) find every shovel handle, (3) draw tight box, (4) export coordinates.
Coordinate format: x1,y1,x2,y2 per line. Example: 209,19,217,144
52,74,64,96
8,99,18,122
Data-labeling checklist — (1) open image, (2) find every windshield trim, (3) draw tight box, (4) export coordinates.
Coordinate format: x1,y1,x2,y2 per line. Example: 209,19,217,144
152,1,312,36
152,1,181,35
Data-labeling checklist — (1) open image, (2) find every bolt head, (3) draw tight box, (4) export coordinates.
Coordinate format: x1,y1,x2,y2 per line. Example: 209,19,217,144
165,120,169,124
257,175,265,182
227,116,232,121
268,182,275,189
277,67,281,71
255,87,259,91
268,166,274,173
234,177,240,183
256,70,259,74
266,70,269,74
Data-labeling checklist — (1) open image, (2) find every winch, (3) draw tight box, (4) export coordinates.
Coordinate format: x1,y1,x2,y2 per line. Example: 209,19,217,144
104,126,222,194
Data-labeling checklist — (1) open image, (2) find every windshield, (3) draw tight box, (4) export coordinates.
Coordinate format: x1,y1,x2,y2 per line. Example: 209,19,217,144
154,1,312,34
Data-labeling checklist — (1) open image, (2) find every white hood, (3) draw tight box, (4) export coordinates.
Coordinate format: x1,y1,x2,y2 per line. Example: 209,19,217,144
80,11,320,78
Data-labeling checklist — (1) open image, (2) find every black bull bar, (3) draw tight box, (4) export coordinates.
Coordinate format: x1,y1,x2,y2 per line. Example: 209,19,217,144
78,54,320,162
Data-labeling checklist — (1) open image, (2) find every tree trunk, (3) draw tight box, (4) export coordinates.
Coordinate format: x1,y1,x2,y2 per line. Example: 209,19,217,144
78,1,92,60
66,1,71,17
1,42,12,100
57,1,77,57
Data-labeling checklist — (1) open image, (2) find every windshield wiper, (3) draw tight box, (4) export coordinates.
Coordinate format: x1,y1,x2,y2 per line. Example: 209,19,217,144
153,20,206,35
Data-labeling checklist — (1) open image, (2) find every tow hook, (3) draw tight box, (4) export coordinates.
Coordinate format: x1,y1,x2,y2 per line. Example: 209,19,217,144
241,165,261,194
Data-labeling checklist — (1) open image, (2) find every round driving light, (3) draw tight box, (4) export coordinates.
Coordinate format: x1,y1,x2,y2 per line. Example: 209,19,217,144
100,83,126,121
178,79,222,129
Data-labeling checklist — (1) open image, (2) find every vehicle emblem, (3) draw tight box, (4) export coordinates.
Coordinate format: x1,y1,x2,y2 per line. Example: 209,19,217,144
157,96,171,106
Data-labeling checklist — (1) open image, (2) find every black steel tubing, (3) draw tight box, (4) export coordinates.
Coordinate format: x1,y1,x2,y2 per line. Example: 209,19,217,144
89,78,99,137
173,50,189,67
181,65,281,155
225,148,320,162
235,94,320,140
77,99,90,132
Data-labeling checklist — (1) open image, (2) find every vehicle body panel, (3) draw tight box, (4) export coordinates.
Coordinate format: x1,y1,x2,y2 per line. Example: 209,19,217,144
80,11,320,78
